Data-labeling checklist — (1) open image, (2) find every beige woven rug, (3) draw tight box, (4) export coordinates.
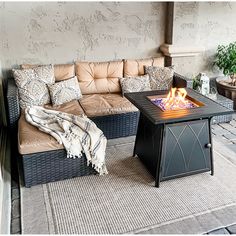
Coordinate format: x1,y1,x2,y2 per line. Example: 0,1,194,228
21,137,236,234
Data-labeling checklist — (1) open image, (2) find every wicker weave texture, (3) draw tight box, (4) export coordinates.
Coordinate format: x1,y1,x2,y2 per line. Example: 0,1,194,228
91,112,139,139
212,96,233,124
6,78,20,129
22,149,97,187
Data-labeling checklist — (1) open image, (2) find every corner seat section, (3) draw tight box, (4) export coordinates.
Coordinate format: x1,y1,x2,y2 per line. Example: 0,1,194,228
18,100,84,155
78,93,140,139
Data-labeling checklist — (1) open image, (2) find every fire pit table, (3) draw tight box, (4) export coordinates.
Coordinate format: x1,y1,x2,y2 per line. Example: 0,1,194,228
125,88,233,187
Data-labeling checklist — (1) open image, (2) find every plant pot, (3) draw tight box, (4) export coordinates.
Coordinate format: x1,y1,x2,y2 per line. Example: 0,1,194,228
216,76,236,110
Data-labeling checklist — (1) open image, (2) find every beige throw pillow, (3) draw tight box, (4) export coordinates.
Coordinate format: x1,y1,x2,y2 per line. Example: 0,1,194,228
12,64,55,109
119,75,151,96
145,66,174,90
48,76,82,106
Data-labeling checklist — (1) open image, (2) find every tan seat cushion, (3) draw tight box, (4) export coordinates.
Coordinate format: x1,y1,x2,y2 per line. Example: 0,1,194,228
18,100,84,155
123,57,165,77
21,64,75,82
75,61,123,95
79,93,138,117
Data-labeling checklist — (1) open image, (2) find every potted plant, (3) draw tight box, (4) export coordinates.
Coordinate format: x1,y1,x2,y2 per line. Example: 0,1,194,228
215,41,236,109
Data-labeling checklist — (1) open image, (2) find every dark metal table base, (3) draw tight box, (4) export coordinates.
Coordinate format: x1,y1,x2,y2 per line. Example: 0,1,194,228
133,113,213,187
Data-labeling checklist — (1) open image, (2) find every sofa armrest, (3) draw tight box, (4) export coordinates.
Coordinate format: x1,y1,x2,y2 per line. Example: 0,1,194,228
6,77,20,129
173,73,193,89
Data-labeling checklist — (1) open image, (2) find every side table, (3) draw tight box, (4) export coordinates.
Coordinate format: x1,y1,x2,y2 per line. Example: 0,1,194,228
211,94,233,124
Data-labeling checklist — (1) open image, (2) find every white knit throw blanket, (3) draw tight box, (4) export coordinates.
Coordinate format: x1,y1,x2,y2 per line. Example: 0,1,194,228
25,106,108,175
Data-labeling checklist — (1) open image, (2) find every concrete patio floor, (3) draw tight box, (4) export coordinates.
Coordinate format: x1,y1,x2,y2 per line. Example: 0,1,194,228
10,113,236,234
206,113,236,234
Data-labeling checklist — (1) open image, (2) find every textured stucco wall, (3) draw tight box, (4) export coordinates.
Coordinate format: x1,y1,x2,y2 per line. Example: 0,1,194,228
0,2,165,73
172,2,236,78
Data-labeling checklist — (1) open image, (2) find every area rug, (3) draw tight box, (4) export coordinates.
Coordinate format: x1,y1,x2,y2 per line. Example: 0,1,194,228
21,137,236,234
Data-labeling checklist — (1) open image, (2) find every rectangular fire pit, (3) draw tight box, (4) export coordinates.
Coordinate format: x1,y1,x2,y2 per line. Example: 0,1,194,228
125,88,233,187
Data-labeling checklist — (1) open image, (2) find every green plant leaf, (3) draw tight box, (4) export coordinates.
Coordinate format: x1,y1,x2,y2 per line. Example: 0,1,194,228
215,41,236,76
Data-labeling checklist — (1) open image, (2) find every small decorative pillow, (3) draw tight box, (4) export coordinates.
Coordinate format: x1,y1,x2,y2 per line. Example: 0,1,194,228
145,66,174,90
12,64,55,109
48,76,82,106
119,75,151,96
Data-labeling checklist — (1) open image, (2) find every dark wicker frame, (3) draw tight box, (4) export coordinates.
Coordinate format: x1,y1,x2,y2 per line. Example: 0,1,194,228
7,73,191,187
211,94,233,124
20,149,97,187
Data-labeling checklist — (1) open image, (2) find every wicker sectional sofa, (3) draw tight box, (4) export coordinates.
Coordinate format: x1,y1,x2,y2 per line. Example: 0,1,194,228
7,56,192,187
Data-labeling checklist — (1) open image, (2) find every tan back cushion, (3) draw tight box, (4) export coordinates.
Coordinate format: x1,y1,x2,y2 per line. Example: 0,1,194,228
21,64,75,82
75,61,123,95
124,57,165,77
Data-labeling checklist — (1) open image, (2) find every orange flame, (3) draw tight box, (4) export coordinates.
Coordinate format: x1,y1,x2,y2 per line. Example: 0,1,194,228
163,88,188,109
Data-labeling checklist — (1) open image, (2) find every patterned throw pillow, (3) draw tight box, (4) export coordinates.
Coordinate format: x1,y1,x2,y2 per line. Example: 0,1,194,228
145,66,174,90
13,65,55,109
48,76,82,106
119,75,151,96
